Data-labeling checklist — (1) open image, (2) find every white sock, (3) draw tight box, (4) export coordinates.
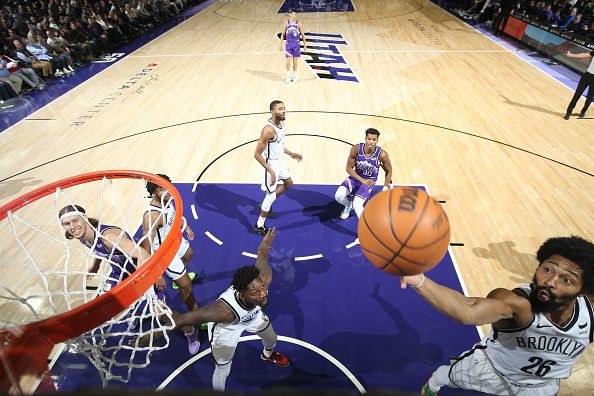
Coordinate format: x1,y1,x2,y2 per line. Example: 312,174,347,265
257,216,266,227
428,365,451,392
262,347,273,358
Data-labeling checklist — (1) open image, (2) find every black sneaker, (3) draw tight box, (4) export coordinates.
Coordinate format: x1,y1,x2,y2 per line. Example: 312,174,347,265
578,111,586,119
563,113,571,120
252,224,269,235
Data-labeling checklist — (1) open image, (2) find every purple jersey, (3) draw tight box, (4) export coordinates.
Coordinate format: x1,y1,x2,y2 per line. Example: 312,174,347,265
79,224,137,281
285,20,300,43
355,143,382,181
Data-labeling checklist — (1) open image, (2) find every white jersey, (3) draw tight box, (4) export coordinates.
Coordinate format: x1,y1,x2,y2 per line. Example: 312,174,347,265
146,202,176,251
484,284,593,385
216,286,264,331
262,120,285,161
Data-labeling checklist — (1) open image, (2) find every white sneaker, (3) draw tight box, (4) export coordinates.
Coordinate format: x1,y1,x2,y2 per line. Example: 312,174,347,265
285,76,291,84
54,70,63,77
292,75,298,83
63,68,72,74
340,204,352,219
67,65,75,72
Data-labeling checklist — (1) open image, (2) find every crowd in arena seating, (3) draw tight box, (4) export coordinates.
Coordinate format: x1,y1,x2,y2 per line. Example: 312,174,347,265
452,0,594,40
0,0,202,102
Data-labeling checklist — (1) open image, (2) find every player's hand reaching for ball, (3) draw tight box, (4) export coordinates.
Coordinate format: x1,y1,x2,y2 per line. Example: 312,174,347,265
400,274,425,289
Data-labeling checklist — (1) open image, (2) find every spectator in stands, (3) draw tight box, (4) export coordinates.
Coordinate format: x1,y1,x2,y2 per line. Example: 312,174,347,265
0,80,17,102
566,13,585,30
493,0,517,36
564,49,594,119
14,39,53,78
559,7,578,28
27,36,70,76
551,8,563,26
537,3,554,21
0,57,22,94
1,53,45,91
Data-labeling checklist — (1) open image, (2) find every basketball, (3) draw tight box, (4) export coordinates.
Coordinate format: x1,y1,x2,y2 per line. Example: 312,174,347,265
358,187,450,276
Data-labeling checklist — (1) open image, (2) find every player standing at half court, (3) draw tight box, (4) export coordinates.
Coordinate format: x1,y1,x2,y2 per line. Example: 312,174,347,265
335,128,393,221
253,100,302,235
279,10,307,83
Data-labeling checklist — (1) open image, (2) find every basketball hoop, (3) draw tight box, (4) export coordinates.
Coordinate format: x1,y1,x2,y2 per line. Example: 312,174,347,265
0,170,183,393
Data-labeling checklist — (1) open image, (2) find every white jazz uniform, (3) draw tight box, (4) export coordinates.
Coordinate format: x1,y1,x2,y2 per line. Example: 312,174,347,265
146,202,191,281
209,286,276,365
260,120,290,193
448,284,594,395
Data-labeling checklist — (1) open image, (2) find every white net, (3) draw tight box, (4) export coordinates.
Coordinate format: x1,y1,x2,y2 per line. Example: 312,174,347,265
0,174,177,389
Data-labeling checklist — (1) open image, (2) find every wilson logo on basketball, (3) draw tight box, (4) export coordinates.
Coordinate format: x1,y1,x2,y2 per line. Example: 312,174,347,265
397,188,418,212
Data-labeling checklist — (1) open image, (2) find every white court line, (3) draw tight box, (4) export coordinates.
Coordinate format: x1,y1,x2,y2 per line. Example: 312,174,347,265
345,239,360,249
190,204,198,220
156,335,366,394
129,49,511,59
295,254,323,261
423,185,483,339
242,251,257,258
205,231,223,245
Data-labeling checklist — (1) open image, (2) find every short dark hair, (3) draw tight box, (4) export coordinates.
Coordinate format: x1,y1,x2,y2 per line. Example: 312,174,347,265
232,265,261,292
270,100,283,111
146,174,171,195
365,128,380,138
536,236,594,293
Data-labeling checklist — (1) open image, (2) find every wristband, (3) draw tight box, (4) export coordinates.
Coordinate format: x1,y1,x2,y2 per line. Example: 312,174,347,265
409,274,425,289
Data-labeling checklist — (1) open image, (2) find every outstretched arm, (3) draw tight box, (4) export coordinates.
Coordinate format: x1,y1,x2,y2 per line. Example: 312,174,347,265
102,228,166,291
173,300,235,331
255,228,276,285
132,300,235,347
566,51,594,59
400,274,529,326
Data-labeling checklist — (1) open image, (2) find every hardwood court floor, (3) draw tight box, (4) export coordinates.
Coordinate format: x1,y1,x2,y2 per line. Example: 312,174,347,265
0,0,592,394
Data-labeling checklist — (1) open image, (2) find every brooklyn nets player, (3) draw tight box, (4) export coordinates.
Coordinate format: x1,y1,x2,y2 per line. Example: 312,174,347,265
401,236,594,395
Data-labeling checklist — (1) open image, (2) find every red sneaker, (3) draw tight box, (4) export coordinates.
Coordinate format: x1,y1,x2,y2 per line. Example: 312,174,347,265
261,351,291,367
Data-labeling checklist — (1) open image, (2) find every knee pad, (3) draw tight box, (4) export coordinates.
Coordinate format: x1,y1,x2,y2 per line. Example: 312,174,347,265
335,186,349,202
261,192,277,212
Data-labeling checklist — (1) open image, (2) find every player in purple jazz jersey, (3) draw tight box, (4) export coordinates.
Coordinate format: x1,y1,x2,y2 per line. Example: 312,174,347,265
59,204,201,354
335,128,393,221
279,10,307,84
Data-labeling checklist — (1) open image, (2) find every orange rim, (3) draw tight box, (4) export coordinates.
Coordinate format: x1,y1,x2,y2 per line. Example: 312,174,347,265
0,170,183,390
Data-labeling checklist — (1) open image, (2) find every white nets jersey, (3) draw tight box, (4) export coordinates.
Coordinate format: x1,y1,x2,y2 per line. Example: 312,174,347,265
262,120,285,161
484,284,594,385
146,202,175,251
216,286,264,331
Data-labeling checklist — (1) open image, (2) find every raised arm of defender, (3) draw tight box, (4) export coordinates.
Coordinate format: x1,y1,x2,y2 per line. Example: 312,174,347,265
255,228,276,285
